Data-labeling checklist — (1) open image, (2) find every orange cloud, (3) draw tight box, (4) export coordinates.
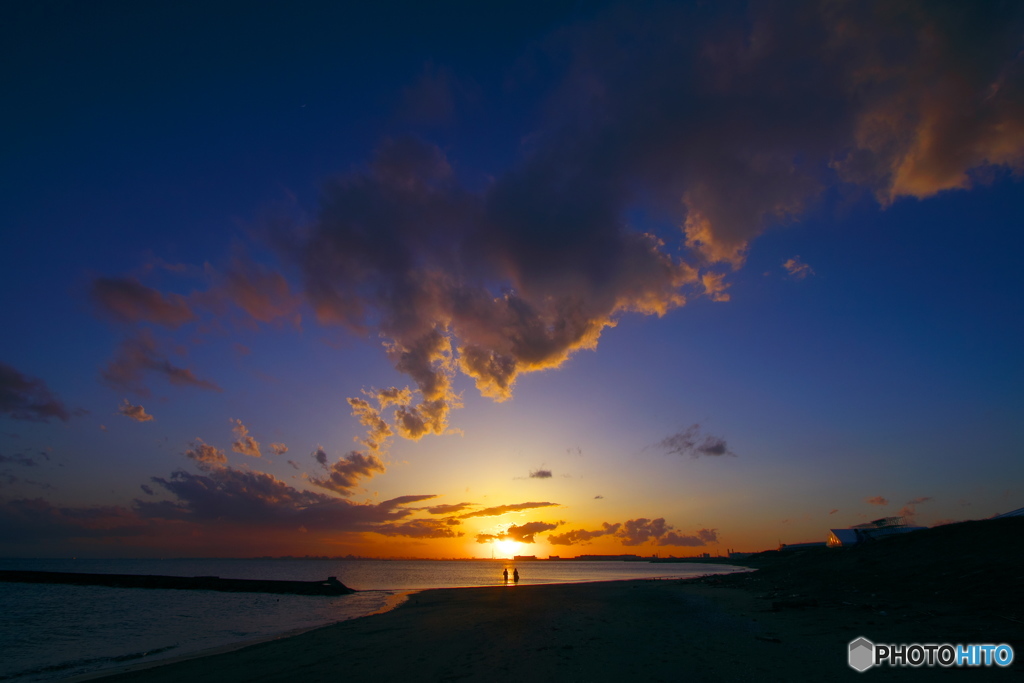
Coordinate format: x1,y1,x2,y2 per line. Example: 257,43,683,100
782,256,814,280
229,419,260,458
184,438,227,472
118,400,153,422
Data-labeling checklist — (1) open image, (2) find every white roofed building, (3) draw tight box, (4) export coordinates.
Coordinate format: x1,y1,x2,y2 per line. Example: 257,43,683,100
827,516,926,547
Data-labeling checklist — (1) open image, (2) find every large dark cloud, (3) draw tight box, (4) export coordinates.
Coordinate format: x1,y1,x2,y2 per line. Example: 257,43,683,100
616,517,671,546
658,528,718,547
534,0,1024,265
612,517,718,548
0,498,146,543
543,517,720,548
0,362,72,423
136,466,415,532
87,1,1024,446
504,521,559,543
373,518,464,539
0,473,450,550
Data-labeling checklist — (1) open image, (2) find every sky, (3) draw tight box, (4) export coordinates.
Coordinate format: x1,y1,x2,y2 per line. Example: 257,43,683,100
2,0,1022,559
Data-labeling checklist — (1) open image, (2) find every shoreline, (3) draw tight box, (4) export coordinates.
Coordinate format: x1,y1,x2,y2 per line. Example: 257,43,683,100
61,575,730,683
53,517,1024,681
77,576,991,682
59,590,415,683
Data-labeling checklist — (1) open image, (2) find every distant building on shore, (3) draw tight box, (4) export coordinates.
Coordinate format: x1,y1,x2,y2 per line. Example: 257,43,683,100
827,516,926,547
513,555,537,561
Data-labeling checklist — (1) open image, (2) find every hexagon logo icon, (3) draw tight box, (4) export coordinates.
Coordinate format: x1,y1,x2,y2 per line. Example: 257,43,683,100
849,637,874,672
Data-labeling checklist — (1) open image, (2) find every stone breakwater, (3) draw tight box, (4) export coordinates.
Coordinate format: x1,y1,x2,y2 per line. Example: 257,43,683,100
0,570,355,596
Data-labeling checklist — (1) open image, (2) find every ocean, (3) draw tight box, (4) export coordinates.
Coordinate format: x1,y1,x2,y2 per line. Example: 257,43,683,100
0,557,745,682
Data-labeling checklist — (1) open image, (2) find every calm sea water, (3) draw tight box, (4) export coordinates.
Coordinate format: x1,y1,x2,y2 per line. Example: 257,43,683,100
0,558,744,682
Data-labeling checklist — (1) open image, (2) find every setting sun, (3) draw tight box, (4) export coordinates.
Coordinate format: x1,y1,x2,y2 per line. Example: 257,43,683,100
494,540,521,558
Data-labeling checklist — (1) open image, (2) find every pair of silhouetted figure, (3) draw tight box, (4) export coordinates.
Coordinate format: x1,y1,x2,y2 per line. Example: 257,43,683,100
502,568,519,584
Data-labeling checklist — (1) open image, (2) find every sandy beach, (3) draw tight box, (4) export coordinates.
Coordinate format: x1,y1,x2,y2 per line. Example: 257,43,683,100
81,578,1016,682
85,518,1023,682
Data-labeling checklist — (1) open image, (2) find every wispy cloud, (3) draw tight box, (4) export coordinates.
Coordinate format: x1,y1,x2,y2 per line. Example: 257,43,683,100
529,469,553,479
459,501,559,519
348,395,394,453
102,331,221,396
654,424,735,459
866,496,889,506
90,277,194,328
0,362,72,423
0,452,38,467
782,256,814,280
308,451,385,497
427,502,476,515
118,400,153,423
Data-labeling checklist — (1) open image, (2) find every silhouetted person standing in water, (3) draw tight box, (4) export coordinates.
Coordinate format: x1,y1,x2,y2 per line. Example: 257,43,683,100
502,568,508,583
513,568,520,584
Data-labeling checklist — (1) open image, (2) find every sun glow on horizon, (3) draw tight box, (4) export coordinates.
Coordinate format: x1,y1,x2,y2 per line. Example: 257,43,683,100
493,539,522,558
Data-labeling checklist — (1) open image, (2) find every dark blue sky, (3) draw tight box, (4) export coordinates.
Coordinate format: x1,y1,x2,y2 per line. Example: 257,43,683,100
2,0,1022,557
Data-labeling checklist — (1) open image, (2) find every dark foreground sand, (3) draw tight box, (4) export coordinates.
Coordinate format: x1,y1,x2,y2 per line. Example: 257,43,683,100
87,518,1023,682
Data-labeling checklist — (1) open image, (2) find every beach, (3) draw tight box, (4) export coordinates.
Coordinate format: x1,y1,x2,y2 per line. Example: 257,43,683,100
80,579,1018,682
85,518,1023,682
81,579,837,682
